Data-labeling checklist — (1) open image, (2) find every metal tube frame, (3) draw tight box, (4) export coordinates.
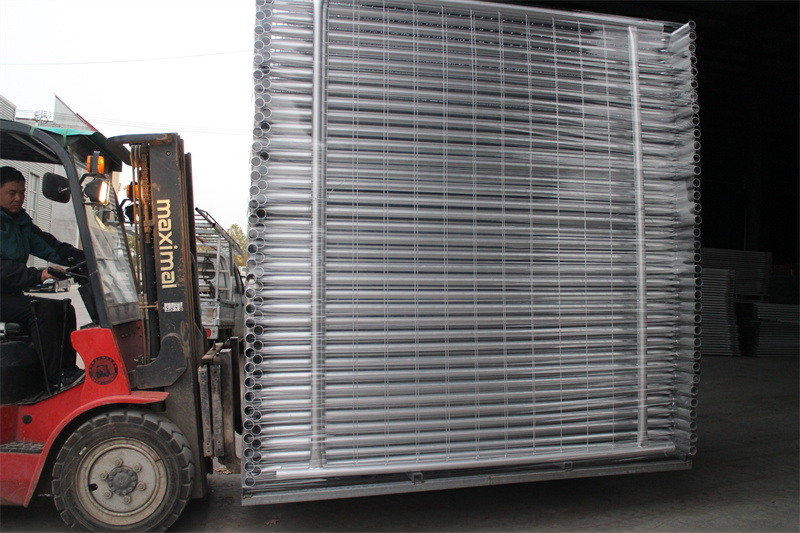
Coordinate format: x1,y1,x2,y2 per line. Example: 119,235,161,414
627,26,649,448
310,0,329,468
245,0,699,495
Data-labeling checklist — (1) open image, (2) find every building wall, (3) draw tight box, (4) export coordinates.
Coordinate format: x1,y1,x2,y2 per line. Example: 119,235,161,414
0,95,15,122
1,94,82,269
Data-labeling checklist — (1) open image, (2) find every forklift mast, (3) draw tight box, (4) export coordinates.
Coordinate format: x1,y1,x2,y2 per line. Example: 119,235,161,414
110,133,207,384
108,132,212,497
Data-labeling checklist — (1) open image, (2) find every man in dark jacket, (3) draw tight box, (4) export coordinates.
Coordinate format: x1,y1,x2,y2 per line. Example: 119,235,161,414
0,166,85,388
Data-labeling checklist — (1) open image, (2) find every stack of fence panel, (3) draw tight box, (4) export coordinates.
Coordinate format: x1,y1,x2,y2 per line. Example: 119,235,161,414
244,0,700,503
700,268,740,356
738,303,800,357
701,248,772,299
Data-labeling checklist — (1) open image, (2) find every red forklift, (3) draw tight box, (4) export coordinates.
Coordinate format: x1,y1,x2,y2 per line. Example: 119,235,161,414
0,120,239,531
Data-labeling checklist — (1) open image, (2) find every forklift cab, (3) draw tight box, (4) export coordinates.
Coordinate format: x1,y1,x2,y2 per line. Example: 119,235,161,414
0,120,140,397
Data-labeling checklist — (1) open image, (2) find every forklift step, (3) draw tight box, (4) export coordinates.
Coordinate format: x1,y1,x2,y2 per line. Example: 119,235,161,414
0,442,45,454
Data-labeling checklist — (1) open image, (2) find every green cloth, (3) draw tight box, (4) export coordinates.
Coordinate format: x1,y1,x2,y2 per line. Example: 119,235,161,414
0,208,62,265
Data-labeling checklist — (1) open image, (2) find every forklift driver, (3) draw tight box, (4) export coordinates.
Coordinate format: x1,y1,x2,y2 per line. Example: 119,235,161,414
0,166,85,388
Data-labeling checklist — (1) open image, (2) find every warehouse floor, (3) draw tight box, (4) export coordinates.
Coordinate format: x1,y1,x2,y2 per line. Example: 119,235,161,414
2,356,797,532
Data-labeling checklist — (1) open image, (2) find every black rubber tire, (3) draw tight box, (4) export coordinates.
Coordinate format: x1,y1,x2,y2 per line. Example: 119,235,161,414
52,408,194,532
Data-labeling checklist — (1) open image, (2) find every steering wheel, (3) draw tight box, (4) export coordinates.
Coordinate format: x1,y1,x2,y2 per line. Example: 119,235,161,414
49,261,90,284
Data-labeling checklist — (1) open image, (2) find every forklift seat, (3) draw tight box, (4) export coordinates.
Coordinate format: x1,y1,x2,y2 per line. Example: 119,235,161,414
0,322,27,338
0,322,47,404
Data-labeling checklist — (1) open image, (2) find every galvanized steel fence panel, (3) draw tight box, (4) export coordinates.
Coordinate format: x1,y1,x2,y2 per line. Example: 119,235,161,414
245,0,700,501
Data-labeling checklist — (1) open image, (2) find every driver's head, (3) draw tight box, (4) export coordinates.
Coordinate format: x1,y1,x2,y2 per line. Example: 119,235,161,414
0,166,26,215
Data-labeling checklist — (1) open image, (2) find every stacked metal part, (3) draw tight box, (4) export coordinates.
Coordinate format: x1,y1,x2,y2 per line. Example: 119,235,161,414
245,0,700,502
699,268,741,356
738,303,800,357
701,248,773,299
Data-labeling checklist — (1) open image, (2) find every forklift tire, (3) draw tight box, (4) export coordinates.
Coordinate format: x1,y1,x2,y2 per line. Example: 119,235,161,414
52,408,194,532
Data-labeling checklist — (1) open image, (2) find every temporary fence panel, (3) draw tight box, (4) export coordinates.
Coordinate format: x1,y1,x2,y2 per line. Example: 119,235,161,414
244,0,700,504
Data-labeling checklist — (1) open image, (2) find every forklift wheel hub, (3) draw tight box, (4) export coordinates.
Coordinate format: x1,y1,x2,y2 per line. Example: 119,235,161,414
76,438,166,523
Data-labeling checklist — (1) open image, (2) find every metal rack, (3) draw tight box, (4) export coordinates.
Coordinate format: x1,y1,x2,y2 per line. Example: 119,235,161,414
195,208,245,340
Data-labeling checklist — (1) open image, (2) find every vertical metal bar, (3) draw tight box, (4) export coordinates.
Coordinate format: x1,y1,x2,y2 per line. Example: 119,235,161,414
628,26,648,447
210,363,225,457
214,228,223,300
310,0,328,468
197,366,213,457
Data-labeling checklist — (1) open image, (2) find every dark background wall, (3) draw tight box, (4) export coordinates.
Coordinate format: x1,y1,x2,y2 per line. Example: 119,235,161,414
502,1,799,267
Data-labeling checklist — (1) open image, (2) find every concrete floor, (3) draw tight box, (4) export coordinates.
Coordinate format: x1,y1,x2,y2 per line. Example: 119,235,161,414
1,354,797,532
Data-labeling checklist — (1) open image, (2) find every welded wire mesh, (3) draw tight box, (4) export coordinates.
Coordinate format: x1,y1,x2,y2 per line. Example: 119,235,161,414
244,0,700,501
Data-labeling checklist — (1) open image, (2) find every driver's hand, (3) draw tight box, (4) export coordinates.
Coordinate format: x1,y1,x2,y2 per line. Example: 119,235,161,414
42,267,65,282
